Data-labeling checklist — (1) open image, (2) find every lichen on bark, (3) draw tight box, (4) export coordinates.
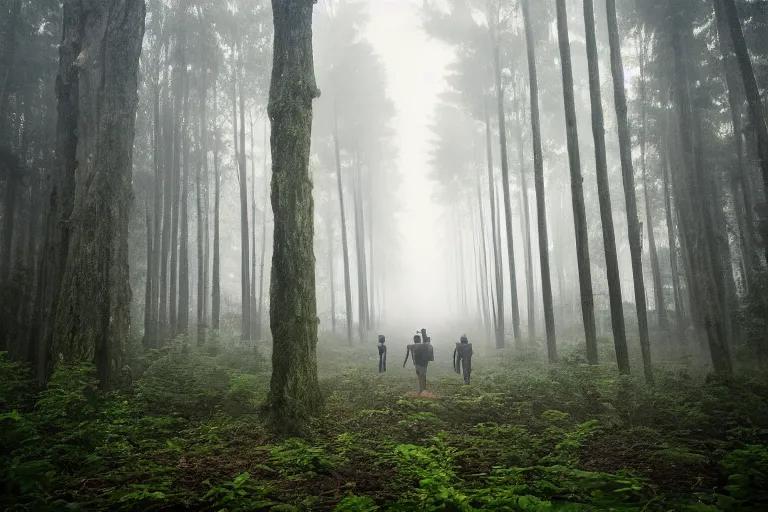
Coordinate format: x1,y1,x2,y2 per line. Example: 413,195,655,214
265,0,323,434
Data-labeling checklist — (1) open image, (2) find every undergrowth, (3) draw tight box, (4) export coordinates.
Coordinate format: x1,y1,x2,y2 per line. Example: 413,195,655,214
1,335,768,511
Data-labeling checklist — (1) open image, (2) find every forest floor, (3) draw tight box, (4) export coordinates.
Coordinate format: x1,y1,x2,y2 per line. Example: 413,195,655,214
2,332,768,511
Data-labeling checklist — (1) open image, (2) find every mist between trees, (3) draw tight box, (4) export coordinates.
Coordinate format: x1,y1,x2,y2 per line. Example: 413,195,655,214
1,0,768,508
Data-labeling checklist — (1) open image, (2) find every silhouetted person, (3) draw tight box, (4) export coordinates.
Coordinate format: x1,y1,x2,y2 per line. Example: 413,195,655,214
421,328,434,362
377,335,387,372
404,334,430,393
453,334,473,385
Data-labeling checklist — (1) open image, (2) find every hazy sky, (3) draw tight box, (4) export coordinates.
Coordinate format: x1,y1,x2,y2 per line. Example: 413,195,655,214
364,0,455,325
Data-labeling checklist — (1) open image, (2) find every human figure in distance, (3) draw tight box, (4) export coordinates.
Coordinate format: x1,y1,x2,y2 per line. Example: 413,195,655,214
453,334,473,385
404,334,430,393
377,335,387,373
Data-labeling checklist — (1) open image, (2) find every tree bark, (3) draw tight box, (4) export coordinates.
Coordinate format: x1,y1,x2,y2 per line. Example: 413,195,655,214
265,0,323,431
0,0,21,142
713,0,757,288
41,0,145,385
606,0,653,381
197,51,208,344
150,49,163,348
159,52,173,342
521,0,556,361
583,0,628,371
555,0,597,363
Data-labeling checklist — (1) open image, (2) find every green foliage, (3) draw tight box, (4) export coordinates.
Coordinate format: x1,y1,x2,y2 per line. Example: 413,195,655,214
716,445,768,510
201,471,277,511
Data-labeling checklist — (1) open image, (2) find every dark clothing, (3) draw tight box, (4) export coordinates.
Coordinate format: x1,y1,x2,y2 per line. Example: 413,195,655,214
453,343,473,385
426,342,434,362
378,342,387,372
409,343,431,367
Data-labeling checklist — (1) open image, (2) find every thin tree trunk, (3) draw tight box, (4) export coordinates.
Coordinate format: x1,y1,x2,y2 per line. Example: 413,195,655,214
151,55,163,347
638,26,666,330
250,109,257,335
606,0,653,381
484,99,505,349
476,168,492,341
522,0,556,361
265,0,323,430
212,71,221,330
514,84,536,343
556,0,598,364
178,56,190,335
170,36,185,337
492,33,522,347
333,104,353,346
257,115,269,339
159,53,173,342
144,208,153,343
327,207,336,333
197,50,208,343
237,42,251,341
0,176,17,283
583,0,628,371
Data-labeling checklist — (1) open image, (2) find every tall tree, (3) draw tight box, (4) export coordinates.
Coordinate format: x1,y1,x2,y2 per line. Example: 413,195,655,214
211,69,221,330
555,0,598,363
34,0,145,384
606,0,653,381
583,0,629,372
236,41,252,341
333,105,353,346
521,0,556,362
265,0,323,431
716,0,768,264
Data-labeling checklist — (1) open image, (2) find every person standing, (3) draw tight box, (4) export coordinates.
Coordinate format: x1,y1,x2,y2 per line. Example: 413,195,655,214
421,328,434,362
404,334,430,393
453,335,473,385
377,335,387,373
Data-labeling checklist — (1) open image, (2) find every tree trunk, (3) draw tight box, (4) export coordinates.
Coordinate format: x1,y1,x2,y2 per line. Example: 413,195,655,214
159,53,174,342
492,34,522,347
476,167,492,341
1,175,17,283
484,100,505,350
326,206,336,333
237,43,251,341
0,0,21,141
265,0,323,431
713,0,757,288
583,0,628,371
669,5,732,376
606,0,653,381
522,0,556,361
662,117,686,343
212,71,221,330
40,0,145,385
556,0,598,363
178,56,190,335
170,34,185,338
250,109,258,336
718,0,768,261
352,154,368,341
150,57,163,348
197,53,208,344
257,115,269,339
333,104,353,346
514,84,536,343
638,27,666,330
144,208,153,343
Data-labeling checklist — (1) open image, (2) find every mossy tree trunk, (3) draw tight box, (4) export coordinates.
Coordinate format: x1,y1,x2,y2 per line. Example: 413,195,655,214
266,0,323,432
35,0,145,385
